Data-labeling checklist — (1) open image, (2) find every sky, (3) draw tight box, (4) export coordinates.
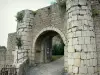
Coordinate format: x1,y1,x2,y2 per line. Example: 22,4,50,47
0,0,56,47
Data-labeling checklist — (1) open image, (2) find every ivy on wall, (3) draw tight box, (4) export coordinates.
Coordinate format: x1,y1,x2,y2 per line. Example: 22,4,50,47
92,9,100,17
32,11,37,16
16,37,22,49
16,11,25,22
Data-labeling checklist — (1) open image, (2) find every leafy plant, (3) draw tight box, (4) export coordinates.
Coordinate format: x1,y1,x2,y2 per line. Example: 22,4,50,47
16,11,25,22
92,9,100,17
16,37,22,49
32,11,37,16
52,43,64,55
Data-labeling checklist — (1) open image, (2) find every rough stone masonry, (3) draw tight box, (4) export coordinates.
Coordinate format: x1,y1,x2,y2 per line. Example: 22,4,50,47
6,0,100,75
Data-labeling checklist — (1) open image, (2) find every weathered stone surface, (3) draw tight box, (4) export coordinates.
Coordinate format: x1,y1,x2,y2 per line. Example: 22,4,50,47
68,59,74,65
73,52,81,59
4,0,100,75
74,59,81,67
0,46,6,70
79,67,87,74
73,66,78,73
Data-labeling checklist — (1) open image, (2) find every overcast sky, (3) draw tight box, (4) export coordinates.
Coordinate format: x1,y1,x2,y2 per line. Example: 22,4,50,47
0,0,56,47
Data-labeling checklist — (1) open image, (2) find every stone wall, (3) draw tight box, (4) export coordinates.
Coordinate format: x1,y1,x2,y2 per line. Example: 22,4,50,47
92,0,100,74
17,10,34,64
66,0,97,74
16,59,29,75
7,32,17,51
16,4,66,65
6,32,17,65
33,4,66,37
31,3,66,64
0,47,6,70
7,0,100,74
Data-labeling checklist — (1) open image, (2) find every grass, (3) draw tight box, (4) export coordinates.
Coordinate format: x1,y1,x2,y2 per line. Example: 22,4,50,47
51,55,63,61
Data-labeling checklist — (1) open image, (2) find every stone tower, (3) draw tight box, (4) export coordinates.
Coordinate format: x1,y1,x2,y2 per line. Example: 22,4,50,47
16,10,34,63
66,0,97,75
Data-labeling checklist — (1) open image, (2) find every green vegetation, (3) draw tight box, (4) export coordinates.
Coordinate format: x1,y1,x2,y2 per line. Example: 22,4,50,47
16,37,22,49
92,9,100,17
52,55,63,61
52,43,64,55
32,11,37,16
16,11,25,22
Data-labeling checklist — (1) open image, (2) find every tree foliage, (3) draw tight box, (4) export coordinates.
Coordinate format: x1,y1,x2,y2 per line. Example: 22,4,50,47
52,43,64,55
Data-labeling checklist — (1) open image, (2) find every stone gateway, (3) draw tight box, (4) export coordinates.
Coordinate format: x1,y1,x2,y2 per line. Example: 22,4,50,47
6,0,100,75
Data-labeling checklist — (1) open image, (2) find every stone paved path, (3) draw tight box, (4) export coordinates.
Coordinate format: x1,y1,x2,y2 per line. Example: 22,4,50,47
25,57,64,75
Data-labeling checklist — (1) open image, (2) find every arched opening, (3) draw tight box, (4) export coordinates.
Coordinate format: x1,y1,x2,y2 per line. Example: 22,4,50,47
34,30,65,64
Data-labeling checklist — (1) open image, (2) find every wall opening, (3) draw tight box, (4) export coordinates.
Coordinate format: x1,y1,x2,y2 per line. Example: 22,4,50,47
34,30,65,64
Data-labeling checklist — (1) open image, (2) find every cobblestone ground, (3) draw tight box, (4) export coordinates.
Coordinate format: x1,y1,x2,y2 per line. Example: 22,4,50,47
25,57,64,75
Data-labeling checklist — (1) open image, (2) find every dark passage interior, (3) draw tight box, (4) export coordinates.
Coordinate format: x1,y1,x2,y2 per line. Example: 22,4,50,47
34,30,64,63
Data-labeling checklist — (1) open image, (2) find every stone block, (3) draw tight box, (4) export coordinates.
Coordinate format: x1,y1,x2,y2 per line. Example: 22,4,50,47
81,52,87,59
75,45,82,52
68,66,73,73
68,32,73,38
87,45,93,52
72,9,79,15
73,38,78,45
78,37,84,44
73,0,78,6
78,15,84,20
88,21,94,26
73,66,79,73
78,0,87,5
94,52,97,58
68,59,74,65
86,60,90,66
76,31,81,37
93,59,97,66
89,59,93,66
90,52,94,59
72,16,78,22
68,53,73,58
22,36,27,41
80,10,87,15
68,38,73,45
84,37,90,44
82,31,87,36
68,46,75,52
73,52,81,59
87,53,91,59
79,67,87,74
74,59,81,66
64,56,68,62
82,45,87,52
90,37,95,44
64,61,68,67
77,25,84,30
72,27,77,32
88,67,94,74
72,21,81,28
94,66,97,73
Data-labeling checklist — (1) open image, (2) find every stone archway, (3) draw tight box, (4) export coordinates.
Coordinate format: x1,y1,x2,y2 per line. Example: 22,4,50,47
32,27,67,64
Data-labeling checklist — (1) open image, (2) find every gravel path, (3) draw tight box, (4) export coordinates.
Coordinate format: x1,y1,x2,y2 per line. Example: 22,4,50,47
25,57,64,75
